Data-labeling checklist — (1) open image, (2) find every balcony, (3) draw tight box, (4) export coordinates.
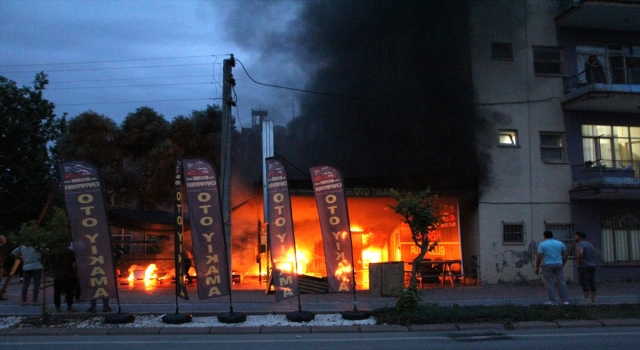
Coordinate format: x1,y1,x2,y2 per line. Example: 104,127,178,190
563,67,640,113
556,0,640,32
570,160,640,200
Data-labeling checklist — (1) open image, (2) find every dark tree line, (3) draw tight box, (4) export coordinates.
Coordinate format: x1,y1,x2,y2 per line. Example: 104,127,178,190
1,73,239,238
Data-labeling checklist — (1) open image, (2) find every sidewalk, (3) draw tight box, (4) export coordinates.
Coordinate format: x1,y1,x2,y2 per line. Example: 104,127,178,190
2,277,639,316
1,278,639,336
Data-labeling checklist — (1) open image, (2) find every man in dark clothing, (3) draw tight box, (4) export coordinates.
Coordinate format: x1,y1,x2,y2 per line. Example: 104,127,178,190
575,231,597,303
584,55,606,84
48,246,79,312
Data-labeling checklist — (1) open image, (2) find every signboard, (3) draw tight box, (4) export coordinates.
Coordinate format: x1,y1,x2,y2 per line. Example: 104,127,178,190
59,161,117,301
182,158,230,299
265,158,300,300
310,165,355,293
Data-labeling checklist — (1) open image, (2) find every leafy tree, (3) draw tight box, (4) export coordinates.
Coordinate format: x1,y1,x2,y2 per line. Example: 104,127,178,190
389,188,442,288
51,110,125,204
171,105,226,169
119,106,169,160
9,206,71,253
8,206,71,319
0,73,63,235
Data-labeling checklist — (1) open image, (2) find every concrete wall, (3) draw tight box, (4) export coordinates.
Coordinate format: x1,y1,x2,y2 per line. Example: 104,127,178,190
470,0,573,284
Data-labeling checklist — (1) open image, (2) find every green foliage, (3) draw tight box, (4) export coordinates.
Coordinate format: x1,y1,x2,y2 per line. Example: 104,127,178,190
395,284,421,314
388,188,442,287
0,73,63,234
372,303,640,326
8,206,72,253
51,110,124,203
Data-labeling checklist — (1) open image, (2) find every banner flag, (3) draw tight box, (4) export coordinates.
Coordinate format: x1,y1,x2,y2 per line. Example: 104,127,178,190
182,158,230,299
59,161,118,302
310,165,355,293
173,159,189,300
265,158,300,301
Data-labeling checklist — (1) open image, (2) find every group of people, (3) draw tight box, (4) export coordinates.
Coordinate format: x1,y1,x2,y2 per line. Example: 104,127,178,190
535,230,597,305
1,230,601,309
0,237,112,313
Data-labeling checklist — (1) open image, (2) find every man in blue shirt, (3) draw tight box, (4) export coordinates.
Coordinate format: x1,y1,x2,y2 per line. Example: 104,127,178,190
535,231,569,305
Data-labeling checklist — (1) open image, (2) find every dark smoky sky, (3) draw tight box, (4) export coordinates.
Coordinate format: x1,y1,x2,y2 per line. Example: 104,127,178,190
1,0,480,192
227,1,479,191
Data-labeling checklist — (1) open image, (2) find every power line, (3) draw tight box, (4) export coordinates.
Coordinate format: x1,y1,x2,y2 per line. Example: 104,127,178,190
1,62,214,74
45,81,215,91
56,97,222,107
0,54,232,68
45,74,216,84
235,58,378,101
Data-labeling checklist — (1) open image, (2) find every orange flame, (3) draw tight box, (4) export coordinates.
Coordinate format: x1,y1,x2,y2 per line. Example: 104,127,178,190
274,248,308,274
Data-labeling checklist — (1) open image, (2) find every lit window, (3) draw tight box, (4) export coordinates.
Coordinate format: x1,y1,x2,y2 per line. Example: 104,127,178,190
533,46,564,76
582,124,640,173
503,223,525,244
491,42,513,60
499,130,518,147
540,132,566,162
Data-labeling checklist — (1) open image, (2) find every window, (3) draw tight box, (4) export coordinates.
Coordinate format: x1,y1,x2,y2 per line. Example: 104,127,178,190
540,132,566,162
499,130,518,147
602,213,640,263
533,46,564,75
492,42,513,60
582,124,640,175
576,43,640,85
111,227,133,254
545,223,575,257
503,222,525,244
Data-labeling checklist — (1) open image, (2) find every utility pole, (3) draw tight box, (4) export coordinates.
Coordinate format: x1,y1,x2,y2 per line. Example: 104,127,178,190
221,54,235,263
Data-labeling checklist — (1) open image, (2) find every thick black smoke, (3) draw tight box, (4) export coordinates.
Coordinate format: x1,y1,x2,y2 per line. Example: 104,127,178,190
230,1,480,194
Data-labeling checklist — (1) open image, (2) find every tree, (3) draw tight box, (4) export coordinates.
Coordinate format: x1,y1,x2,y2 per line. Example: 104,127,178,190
389,188,442,288
119,106,169,160
51,110,124,204
0,73,63,235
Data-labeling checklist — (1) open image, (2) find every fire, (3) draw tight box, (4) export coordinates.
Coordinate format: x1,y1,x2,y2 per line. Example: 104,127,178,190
334,260,352,282
362,248,382,269
126,264,160,286
274,248,308,274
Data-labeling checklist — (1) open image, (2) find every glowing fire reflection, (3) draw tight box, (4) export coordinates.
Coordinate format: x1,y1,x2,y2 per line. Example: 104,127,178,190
127,264,164,287
274,248,308,275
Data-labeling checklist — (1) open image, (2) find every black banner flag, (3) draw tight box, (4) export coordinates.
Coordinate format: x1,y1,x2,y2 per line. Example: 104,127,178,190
310,165,355,293
182,158,230,299
173,159,189,300
59,161,118,302
265,158,300,300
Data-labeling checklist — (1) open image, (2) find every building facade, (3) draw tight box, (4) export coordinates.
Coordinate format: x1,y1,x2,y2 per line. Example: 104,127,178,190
469,0,640,284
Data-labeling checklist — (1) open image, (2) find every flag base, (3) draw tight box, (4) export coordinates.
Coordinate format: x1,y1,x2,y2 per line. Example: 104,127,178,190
217,312,247,324
341,310,370,320
104,312,136,324
162,313,193,324
285,310,315,322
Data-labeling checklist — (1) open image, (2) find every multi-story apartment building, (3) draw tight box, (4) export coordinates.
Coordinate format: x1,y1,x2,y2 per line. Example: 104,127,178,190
469,0,640,284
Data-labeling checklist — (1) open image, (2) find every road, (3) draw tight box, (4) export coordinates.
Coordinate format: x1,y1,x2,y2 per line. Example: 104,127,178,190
2,328,639,350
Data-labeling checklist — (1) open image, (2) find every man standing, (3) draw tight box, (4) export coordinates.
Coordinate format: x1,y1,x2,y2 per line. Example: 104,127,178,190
575,231,597,303
48,244,79,313
535,231,569,305
11,244,42,306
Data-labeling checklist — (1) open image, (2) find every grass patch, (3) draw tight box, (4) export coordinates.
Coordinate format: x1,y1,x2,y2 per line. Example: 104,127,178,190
371,303,640,326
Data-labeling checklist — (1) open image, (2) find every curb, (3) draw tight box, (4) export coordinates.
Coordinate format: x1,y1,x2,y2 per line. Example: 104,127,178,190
3,318,640,336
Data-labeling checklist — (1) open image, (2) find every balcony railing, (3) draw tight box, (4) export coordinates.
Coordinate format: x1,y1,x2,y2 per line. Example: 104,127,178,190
572,160,640,188
559,0,640,15
564,67,640,93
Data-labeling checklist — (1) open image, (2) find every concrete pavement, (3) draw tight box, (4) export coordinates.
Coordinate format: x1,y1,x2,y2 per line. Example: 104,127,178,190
1,277,639,335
